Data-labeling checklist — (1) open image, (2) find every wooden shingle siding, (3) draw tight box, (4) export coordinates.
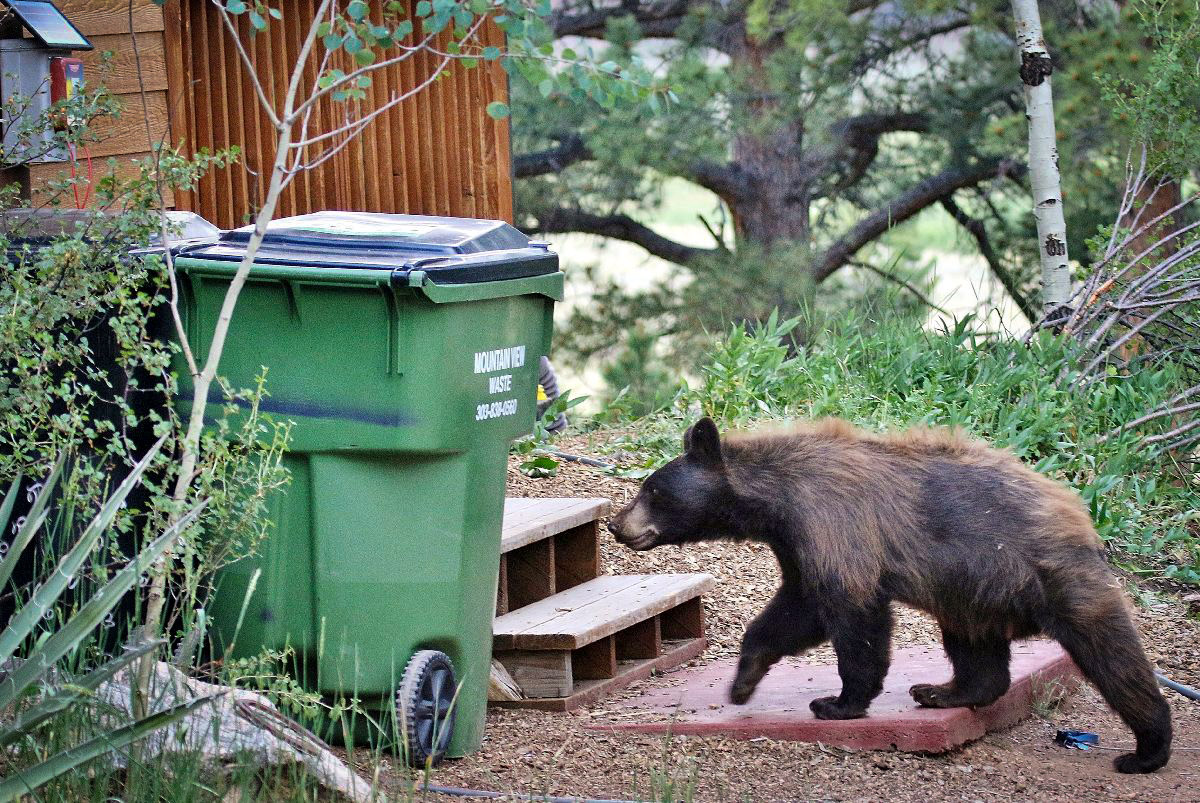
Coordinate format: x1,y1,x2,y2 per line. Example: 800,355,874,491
167,0,514,228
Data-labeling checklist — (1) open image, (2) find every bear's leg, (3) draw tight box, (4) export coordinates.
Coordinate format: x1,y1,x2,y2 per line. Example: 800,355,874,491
910,630,1011,709
810,597,892,720
730,585,826,705
1048,606,1171,774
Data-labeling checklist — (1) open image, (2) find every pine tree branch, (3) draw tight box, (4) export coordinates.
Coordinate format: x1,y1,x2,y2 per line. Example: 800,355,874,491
814,158,1026,282
686,160,755,204
514,135,593,178
529,207,717,265
940,195,1039,322
513,135,754,204
550,0,692,38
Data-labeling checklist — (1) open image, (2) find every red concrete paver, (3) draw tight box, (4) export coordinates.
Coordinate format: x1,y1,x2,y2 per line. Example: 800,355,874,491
588,640,1080,753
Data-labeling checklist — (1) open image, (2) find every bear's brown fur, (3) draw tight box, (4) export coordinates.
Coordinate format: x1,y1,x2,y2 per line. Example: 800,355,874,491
609,417,1172,773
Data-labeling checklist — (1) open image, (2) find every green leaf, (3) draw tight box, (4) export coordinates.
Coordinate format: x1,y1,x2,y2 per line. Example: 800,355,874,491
347,0,368,20
0,640,161,748
343,34,362,54
482,45,500,60
486,101,510,119
560,47,577,61
323,33,342,50
538,78,554,98
462,57,478,68
0,498,205,713
416,0,431,16
354,48,375,65
225,0,246,13
520,455,559,478
0,440,163,666
268,6,282,19
249,10,266,29
0,457,66,599
0,693,223,802
394,19,413,38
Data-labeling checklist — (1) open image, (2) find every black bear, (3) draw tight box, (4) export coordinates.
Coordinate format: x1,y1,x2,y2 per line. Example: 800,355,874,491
608,417,1172,774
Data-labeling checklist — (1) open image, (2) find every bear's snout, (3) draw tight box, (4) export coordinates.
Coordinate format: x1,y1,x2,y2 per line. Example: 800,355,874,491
608,501,660,551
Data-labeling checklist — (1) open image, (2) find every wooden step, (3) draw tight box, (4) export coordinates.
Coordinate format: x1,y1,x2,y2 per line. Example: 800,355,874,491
492,573,714,709
494,573,714,650
502,498,610,554
496,498,610,616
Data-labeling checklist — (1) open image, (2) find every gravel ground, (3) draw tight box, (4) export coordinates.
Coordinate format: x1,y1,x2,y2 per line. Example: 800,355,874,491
368,434,1200,802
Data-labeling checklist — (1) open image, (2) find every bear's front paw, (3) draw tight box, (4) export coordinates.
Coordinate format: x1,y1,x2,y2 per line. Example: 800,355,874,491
729,680,756,705
909,683,954,708
809,695,867,720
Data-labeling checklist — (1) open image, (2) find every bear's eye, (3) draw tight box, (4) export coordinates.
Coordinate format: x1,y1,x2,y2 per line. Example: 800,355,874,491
646,485,659,497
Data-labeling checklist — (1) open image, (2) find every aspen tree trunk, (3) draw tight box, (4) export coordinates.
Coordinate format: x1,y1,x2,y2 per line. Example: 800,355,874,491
1012,0,1072,310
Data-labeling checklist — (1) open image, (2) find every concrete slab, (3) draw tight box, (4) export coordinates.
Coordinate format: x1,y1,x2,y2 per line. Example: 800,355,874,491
587,640,1080,753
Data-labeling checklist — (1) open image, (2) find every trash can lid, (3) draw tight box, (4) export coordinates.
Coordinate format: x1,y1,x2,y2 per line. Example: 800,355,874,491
180,211,558,284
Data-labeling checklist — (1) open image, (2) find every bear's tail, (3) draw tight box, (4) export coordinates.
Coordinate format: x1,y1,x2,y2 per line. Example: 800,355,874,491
1048,598,1171,773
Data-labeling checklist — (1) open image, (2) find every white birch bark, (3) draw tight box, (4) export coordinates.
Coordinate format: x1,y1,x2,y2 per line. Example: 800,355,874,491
1012,0,1072,309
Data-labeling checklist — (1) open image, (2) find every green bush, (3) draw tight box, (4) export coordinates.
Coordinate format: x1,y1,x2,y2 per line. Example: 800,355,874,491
600,312,1200,585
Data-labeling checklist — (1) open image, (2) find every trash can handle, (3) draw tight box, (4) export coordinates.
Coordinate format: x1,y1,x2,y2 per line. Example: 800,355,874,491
404,270,565,303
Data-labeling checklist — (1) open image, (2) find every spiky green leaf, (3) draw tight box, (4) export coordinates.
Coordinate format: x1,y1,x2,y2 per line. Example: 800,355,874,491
0,693,223,802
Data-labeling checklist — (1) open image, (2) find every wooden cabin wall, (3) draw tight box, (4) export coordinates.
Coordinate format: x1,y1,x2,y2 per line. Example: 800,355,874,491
26,0,173,205
167,0,514,228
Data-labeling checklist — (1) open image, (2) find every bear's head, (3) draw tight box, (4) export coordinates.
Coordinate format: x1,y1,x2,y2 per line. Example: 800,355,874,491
609,417,736,550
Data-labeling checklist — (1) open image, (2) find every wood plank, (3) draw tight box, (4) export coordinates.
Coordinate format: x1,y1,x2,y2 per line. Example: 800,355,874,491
661,596,706,640
554,521,601,592
492,574,716,651
59,0,164,36
501,498,610,554
493,575,648,644
616,616,662,661
573,636,616,681
505,538,555,611
81,33,167,95
496,554,509,616
492,637,707,712
162,1,193,212
28,152,174,207
493,650,572,699
81,90,169,158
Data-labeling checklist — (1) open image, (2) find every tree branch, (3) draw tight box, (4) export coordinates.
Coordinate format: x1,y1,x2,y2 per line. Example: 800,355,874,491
940,195,1038,322
685,159,755,204
814,158,1026,282
514,136,755,204
820,111,932,197
529,207,717,265
550,0,691,39
514,134,593,178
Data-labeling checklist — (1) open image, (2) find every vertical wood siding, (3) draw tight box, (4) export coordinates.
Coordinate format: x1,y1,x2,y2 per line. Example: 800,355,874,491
166,0,513,228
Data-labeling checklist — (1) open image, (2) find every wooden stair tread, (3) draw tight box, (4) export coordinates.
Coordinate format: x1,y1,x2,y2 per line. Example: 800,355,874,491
493,573,715,650
501,497,611,554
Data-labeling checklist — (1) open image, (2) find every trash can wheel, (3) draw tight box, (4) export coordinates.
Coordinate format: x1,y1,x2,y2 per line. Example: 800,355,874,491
397,649,456,767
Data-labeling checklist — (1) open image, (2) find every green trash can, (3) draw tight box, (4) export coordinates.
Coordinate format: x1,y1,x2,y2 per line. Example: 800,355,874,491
172,212,562,762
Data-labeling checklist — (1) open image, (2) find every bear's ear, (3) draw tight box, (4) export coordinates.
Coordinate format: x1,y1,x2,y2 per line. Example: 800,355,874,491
684,417,723,466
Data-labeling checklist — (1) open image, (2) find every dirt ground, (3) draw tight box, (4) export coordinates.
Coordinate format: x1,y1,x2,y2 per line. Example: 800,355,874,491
372,435,1200,803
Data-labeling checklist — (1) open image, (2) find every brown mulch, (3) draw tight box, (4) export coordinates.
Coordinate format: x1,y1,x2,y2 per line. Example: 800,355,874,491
368,433,1200,803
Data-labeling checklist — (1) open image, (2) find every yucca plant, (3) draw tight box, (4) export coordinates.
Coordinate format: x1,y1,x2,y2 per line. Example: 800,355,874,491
0,439,220,801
